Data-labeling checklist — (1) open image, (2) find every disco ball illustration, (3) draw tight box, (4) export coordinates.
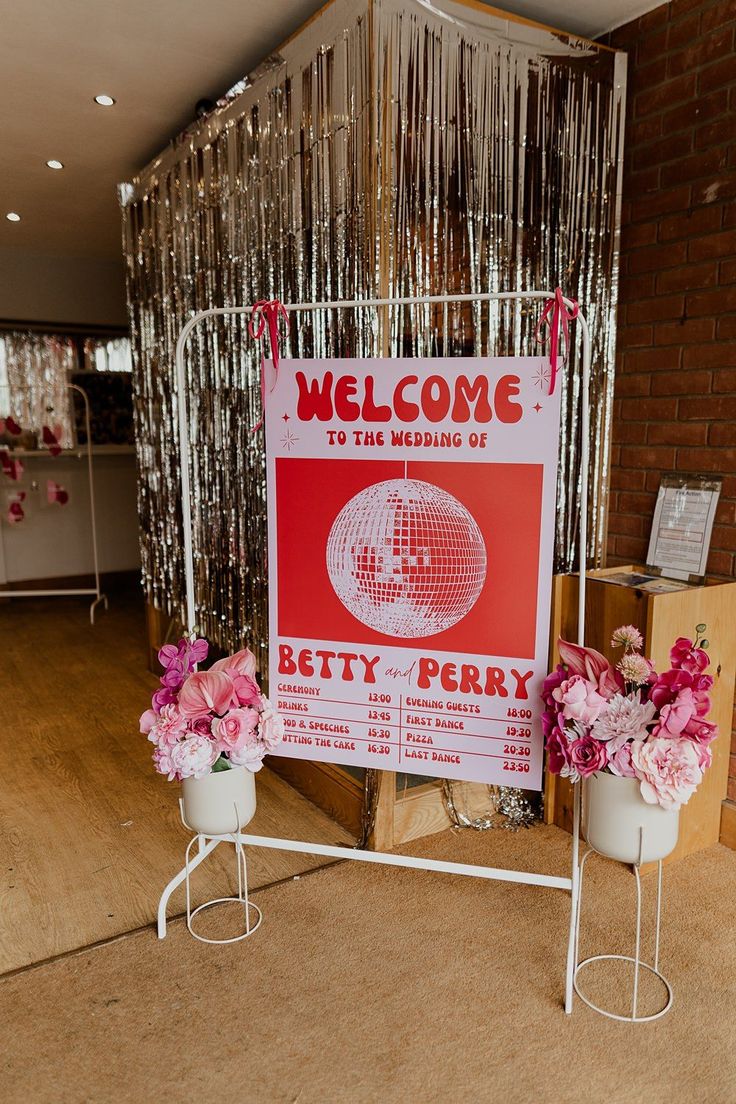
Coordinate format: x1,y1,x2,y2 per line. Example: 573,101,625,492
326,478,487,638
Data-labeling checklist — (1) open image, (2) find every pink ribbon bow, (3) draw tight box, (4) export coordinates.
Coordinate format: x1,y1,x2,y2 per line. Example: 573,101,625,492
535,287,579,395
249,299,289,432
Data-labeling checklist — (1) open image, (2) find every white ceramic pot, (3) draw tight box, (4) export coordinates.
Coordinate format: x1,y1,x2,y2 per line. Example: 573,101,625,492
582,771,679,864
181,765,257,836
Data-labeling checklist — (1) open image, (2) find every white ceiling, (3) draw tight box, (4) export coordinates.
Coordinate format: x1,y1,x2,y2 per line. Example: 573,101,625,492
0,0,658,262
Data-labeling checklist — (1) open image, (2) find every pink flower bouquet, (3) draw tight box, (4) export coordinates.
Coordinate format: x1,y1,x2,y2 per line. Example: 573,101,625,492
139,637,284,780
543,624,717,811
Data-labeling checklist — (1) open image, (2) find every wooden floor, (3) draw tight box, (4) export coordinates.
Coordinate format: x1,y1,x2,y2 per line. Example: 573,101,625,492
0,583,352,974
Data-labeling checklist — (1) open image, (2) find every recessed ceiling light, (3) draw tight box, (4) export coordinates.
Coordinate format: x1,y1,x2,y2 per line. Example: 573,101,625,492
46,159,64,170
94,94,116,107
5,212,21,222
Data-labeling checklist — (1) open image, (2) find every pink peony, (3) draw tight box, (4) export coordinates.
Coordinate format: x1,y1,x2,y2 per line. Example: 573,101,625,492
259,698,285,751
229,736,265,772
631,736,702,811
655,688,696,737
569,734,608,777
148,704,187,748
608,742,637,778
178,670,235,718
670,637,709,675
552,675,607,726
213,707,259,752
168,734,220,779
211,648,257,679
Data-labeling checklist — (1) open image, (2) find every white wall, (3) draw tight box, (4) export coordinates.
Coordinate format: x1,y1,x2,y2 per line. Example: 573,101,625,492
0,449,139,582
0,248,128,328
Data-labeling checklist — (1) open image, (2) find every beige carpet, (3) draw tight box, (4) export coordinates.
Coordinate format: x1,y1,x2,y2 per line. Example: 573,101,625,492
3,825,735,1104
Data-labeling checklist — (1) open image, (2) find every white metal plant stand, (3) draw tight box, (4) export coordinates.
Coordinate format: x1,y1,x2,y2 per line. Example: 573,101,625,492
573,833,673,1022
2,383,107,624
159,290,590,1015
179,799,262,944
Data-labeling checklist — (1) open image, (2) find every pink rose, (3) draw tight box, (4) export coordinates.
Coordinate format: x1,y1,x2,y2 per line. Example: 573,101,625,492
259,698,285,751
213,707,259,752
569,734,608,777
608,742,637,778
189,715,215,738
168,734,220,779
552,675,607,726
655,688,696,737
649,668,693,710
211,648,257,679
178,670,234,718
682,715,718,746
631,736,702,811
670,637,709,675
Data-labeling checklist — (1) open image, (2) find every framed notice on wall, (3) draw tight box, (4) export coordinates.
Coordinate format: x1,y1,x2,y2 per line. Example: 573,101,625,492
265,357,562,791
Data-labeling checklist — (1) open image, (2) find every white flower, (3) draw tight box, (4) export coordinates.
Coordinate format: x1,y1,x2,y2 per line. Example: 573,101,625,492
590,692,656,752
611,625,644,651
617,653,652,687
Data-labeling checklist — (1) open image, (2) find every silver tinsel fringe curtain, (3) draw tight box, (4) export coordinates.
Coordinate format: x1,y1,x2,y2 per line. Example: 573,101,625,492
121,0,625,672
0,333,77,446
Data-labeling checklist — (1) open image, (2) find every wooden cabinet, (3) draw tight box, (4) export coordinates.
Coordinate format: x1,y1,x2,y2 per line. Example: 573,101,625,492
545,565,736,863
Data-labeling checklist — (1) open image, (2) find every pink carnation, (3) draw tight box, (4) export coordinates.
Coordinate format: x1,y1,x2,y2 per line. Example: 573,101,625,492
631,736,702,811
552,675,607,726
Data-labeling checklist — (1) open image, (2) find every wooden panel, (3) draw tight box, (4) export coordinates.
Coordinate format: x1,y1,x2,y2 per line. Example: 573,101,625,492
266,756,364,839
720,800,736,850
546,568,736,862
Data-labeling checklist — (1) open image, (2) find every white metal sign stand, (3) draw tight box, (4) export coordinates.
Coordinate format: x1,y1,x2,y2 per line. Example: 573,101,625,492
1,382,107,624
158,290,589,1014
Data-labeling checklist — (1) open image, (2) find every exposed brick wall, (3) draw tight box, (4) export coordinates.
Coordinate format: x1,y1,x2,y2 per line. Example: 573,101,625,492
603,0,736,800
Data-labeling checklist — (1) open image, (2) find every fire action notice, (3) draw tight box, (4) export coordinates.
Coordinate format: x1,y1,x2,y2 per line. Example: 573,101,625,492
265,357,561,790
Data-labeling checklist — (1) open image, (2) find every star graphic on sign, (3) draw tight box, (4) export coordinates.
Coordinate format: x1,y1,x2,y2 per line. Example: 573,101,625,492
282,412,290,422
281,428,299,451
533,364,551,391
533,402,543,413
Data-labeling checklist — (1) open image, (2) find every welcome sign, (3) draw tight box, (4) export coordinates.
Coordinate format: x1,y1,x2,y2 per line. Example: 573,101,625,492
265,358,561,790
